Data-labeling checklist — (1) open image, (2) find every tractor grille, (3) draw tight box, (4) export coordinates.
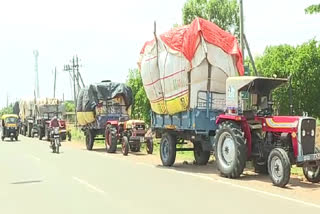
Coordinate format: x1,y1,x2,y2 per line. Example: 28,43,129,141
300,119,316,155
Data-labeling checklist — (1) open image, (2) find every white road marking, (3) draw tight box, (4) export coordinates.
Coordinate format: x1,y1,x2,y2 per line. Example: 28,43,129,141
27,155,41,161
72,176,106,195
215,179,320,209
157,167,320,209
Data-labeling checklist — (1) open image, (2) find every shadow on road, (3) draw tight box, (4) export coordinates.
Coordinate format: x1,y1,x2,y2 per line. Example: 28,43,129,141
11,180,42,185
90,147,150,156
156,161,320,190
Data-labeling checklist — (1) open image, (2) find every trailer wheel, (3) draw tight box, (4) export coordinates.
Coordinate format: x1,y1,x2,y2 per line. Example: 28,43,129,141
303,147,320,183
160,133,176,166
121,136,129,156
214,121,246,178
146,139,153,154
268,148,291,187
105,128,117,153
85,130,94,150
193,142,210,165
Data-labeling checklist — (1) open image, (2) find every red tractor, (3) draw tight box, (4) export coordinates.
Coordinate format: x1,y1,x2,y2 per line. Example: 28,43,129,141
104,119,153,156
214,76,320,187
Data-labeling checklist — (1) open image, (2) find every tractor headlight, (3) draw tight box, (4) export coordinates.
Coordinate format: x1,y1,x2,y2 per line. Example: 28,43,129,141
302,130,306,136
311,129,315,137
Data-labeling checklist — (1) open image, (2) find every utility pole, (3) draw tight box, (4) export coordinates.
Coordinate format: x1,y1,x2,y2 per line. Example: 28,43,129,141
64,55,83,127
76,56,80,95
53,67,57,98
239,0,244,61
33,50,40,99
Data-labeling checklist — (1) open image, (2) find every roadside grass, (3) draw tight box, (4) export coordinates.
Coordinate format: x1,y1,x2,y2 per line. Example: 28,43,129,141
291,166,303,176
71,127,85,141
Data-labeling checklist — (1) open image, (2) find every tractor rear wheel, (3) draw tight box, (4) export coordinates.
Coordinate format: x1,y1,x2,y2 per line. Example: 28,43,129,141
105,128,117,153
268,148,291,187
303,147,320,183
193,142,210,165
214,121,246,178
160,133,176,166
28,124,32,137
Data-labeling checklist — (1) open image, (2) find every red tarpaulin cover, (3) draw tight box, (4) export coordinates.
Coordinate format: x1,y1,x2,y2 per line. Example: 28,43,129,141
140,18,244,75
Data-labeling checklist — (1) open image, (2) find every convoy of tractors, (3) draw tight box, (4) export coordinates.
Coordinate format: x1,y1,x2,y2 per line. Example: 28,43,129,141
2,18,319,188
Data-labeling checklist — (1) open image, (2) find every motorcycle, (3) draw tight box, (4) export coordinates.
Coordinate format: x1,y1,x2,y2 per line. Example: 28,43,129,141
50,127,61,153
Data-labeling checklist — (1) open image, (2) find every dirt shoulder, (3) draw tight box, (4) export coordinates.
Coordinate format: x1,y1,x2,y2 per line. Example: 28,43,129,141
64,138,320,205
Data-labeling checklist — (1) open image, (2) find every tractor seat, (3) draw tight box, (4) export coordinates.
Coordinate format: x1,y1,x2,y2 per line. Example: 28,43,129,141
243,110,262,129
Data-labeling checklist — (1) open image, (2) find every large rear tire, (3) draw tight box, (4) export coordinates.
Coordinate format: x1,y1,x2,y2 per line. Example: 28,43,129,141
28,124,32,137
214,121,246,178
105,128,117,153
85,130,94,150
39,128,43,140
146,139,153,154
193,142,210,165
160,133,176,166
268,148,291,187
303,147,320,183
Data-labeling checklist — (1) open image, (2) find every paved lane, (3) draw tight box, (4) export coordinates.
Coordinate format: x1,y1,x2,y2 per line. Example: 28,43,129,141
0,136,319,214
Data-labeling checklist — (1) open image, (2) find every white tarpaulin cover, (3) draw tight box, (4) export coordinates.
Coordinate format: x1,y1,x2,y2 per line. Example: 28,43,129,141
139,18,244,115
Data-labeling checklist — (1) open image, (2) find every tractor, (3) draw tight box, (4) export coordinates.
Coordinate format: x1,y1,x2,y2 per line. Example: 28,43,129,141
214,76,320,187
105,119,153,156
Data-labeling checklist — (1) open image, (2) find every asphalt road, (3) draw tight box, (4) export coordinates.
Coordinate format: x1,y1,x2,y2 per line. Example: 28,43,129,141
1,136,320,214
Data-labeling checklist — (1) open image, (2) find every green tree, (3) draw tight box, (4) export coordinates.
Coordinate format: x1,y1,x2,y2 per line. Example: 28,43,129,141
127,69,151,124
182,0,240,37
255,40,320,117
64,101,75,112
305,4,320,14
0,105,14,117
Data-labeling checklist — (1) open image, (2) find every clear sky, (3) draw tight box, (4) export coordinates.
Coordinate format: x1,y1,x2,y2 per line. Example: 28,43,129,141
0,0,319,108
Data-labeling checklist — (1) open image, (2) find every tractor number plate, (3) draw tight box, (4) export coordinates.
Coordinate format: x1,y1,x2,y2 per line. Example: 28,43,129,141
140,137,145,143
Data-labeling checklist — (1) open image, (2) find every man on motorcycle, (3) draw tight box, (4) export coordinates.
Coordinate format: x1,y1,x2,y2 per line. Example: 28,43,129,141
49,116,60,147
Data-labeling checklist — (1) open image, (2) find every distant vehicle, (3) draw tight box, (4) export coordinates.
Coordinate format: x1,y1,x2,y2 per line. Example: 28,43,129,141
1,114,19,141
77,81,133,151
105,119,153,155
18,98,70,141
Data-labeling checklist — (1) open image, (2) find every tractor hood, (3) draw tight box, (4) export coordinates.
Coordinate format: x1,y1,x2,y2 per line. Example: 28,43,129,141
262,116,300,129
226,76,287,109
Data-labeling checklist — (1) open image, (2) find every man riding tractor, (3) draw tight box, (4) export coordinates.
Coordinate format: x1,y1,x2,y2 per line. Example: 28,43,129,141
214,76,320,187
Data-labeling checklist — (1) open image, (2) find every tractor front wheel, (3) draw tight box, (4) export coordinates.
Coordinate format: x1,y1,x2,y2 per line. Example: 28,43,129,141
303,147,320,183
268,148,291,187
121,136,129,156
